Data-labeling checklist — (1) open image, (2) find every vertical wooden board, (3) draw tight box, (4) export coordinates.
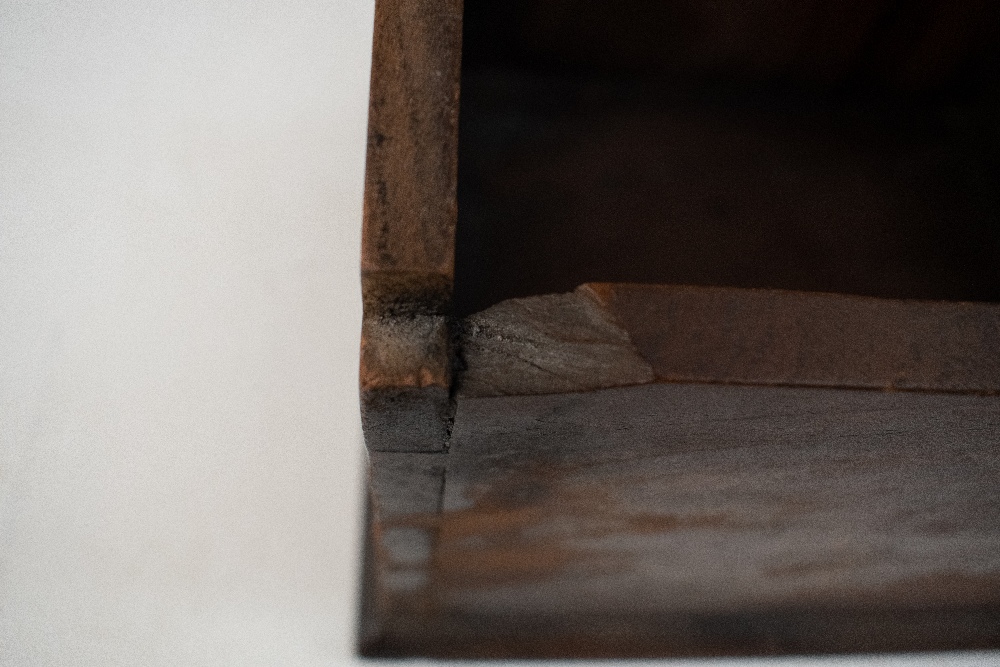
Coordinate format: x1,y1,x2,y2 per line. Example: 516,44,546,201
369,451,447,519
362,0,463,286
359,0,463,455
368,451,444,594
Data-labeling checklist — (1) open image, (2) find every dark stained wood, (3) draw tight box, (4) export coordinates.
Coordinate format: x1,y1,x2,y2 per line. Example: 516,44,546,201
361,0,463,296
463,0,999,89
360,0,464,452
370,607,1000,658
364,382,1000,658
457,290,652,398
584,283,1000,394
360,452,447,649
359,292,453,452
364,286,1000,656
457,285,1000,398
364,285,1000,653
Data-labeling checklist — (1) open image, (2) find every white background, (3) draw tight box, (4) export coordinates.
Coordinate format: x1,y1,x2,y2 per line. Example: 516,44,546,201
0,1,997,665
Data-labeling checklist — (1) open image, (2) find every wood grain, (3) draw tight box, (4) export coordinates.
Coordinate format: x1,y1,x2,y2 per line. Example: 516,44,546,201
364,382,1000,657
359,0,464,452
457,290,653,397
362,0,463,298
584,283,1000,394
364,284,1000,648
456,285,1000,398
359,0,1000,654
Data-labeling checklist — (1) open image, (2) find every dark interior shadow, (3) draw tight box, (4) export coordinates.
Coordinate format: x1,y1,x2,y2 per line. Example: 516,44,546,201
454,0,1000,315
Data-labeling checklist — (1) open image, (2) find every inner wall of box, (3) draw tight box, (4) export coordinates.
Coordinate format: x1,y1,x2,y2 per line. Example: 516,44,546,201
453,0,1000,316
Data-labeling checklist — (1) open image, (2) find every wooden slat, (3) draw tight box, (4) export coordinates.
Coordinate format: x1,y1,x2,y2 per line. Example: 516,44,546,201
362,0,463,298
457,285,1000,398
584,283,1000,394
359,0,464,452
365,382,1000,658
364,284,1000,656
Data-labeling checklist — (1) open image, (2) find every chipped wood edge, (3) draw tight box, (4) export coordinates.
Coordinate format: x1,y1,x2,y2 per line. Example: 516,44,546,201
456,283,1000,398
455,288,653,397
362,281,1000,655
359,0,464,453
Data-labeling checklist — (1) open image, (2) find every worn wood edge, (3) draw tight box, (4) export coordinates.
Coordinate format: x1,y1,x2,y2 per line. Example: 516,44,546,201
359,284,454,451
359,0,464,453
453,283,1000,398
362,606,1000,659
360,310,449,391
362,270,451,318
456,289,654,398
359,451,449,654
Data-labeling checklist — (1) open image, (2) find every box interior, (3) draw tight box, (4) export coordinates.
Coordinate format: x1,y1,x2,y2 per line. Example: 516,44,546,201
454,0,1000,315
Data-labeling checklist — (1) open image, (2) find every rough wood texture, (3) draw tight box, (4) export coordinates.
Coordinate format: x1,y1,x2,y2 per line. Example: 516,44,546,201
458,291,653,398
359,0,464,451
358,0,1000,653
584,283,1000,394
361,0,463,291
361,313,449,392
457,285,1000,398
364,383,1000,658
363,285,1000,656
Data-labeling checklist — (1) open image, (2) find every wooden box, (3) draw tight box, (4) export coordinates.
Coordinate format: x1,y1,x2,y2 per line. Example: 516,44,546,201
358,0,1000,658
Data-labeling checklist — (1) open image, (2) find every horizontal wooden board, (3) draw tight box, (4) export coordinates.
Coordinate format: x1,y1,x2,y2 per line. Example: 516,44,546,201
363,382,1000,657
457,285,1000,398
